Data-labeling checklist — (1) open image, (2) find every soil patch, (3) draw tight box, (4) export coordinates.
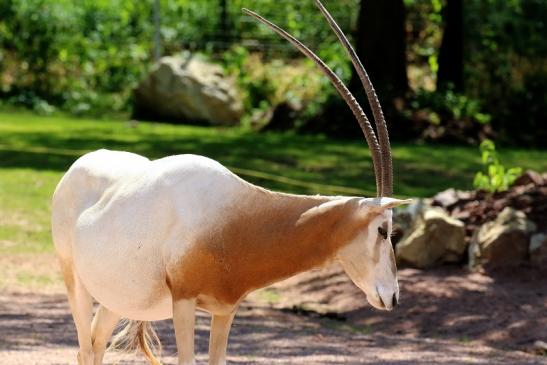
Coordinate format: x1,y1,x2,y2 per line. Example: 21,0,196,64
2,265,546,365
255,265,547,354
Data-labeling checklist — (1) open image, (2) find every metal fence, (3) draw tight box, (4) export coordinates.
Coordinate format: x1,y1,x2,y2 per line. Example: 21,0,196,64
174,0,359,55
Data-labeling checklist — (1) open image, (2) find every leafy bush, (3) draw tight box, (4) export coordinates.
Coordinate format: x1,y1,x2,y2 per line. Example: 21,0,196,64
0,0,154,115
465,0,547,147
408,87,492,144
221,45,347,130
0,0,357,117
473,139,522,193
1,0,544,147
404,0,546,147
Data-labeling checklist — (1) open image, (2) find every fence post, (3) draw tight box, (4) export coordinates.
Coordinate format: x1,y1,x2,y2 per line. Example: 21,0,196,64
153,0,162,61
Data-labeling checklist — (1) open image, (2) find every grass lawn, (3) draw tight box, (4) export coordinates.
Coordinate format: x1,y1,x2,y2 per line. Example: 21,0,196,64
1,111,546,291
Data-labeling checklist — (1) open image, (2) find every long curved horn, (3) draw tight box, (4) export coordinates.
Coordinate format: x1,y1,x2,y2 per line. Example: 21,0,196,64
242,8,383,197
314,0,393,196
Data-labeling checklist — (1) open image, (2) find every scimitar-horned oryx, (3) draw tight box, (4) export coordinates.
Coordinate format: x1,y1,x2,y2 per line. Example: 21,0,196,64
51,1,411,364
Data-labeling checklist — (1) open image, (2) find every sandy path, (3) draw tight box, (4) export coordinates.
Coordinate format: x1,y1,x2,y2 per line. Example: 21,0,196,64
1,292,544,365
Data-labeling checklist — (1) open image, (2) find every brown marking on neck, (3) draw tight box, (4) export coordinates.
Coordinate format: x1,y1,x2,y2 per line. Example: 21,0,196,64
167,192,374,304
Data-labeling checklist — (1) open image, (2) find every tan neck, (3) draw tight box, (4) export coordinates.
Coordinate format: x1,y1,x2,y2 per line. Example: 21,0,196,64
228,190,358,280
177,189,369,304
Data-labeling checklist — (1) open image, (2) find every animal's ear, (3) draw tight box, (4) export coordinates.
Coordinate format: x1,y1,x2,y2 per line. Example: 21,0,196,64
360,197,413,211
297,198,360,225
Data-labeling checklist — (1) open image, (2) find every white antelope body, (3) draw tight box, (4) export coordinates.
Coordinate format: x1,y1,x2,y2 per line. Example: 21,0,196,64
52,2,411,365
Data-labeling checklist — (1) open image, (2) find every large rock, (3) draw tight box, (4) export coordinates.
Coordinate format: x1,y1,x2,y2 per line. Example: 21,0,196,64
393,199,427,231
134,55,243,125
469,207,536,267
396,207,466,268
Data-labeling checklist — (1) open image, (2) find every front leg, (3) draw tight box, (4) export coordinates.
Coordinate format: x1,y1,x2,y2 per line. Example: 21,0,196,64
209,311,237,365
173,298,197,365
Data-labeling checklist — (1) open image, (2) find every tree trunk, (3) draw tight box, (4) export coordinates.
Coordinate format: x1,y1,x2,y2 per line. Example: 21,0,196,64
351,0,408,105
219,0,230,41
437,0,464,92
302,0,414,139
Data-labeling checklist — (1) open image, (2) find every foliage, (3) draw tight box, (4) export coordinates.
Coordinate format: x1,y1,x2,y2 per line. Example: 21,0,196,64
408,87,491,143
0,0,154,115
465,0,547,146
404,0,444,90
413,88,490,125
473,139,522,193
221,45,350,130
403,0,546,146
222,0,359,53
0,0,357,117
0,0,545,146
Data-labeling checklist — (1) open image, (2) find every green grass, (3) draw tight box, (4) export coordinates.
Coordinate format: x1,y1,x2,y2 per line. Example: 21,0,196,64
1,111,546,262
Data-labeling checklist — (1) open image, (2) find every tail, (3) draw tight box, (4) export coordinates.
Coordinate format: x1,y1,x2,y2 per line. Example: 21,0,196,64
108,320,162,365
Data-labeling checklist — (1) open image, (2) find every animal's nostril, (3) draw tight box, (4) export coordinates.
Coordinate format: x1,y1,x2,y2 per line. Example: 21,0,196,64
392,293,398,307
378,294,386,308
376,288,386,308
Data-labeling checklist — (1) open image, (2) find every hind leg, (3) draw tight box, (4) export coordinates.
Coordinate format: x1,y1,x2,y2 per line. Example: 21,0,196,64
91,305,120,365
61,262,95,365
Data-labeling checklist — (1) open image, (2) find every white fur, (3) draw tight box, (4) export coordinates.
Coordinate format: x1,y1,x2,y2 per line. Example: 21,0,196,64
53,150,247,320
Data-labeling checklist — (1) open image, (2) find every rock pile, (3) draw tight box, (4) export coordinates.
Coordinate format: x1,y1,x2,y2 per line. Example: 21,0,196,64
432,170,547,239
395,170,546,268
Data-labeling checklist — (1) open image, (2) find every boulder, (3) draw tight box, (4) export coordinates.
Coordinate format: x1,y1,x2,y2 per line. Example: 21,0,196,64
396,207,466,268
469,207,536,268
529,232,547,267
134,54,243,125
393,198,427,230
392,198,430,243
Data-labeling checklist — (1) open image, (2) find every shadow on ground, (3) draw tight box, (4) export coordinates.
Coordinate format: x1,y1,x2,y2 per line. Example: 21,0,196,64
267,265,547,355
0,290,545,364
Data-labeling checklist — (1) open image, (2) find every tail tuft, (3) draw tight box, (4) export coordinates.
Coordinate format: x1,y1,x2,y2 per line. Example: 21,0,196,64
109,320,162,365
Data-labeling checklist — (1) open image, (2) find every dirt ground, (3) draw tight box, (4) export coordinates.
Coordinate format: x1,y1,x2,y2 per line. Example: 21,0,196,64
263,264,547,353
1,265,546,365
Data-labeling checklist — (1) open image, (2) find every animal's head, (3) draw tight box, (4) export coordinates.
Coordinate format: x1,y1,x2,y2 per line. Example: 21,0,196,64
337,198,411,310
244,0,410,309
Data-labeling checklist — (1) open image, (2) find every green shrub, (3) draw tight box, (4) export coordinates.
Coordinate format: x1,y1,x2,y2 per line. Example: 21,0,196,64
222,45,341,130
406,87,491,144
465,0,547,147
0,0,357,118
473,139,522,193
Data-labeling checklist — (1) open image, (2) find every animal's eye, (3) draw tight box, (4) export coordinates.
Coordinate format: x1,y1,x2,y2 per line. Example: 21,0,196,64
378,227,388,240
